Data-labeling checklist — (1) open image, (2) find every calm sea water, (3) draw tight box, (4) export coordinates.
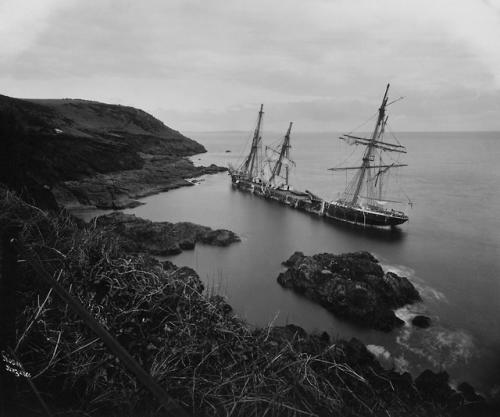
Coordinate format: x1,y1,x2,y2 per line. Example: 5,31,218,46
80,131,500,400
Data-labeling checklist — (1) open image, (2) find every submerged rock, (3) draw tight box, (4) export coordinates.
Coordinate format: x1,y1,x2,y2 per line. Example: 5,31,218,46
96,211,240,255
277,251,421,332
412,315,431,328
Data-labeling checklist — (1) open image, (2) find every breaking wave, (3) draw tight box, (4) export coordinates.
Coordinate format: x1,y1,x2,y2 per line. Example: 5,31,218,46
380,262,447,302
395,306,477,370
367,305,477,376
366,344,411,374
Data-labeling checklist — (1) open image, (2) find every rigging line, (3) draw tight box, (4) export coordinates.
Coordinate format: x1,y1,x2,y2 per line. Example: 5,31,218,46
385,96,404,107
388,86,405,103
345,112,378,136
401,188,413,207
377,140,405,164
385,166,411,205
329,168,337,201
235,128,256,167
237,110,265,169
332,143,359,170
267,135,286,148
386,149,405,165
385,123,404,147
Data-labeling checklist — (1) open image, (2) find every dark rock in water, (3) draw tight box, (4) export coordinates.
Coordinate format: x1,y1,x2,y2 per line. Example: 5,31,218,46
458,381,485,404
336,337,377,366
415,369,490,414
96,211,240,255
412,315,431,328
277,251,421,332
416,370,455,406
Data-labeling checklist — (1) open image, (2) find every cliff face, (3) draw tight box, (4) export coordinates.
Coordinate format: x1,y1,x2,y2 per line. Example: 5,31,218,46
0,94,211,209
0,94,205,184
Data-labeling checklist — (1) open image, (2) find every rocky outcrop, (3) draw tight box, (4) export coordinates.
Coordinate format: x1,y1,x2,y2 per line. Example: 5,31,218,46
267,325,491,417
334,338,487,417
95,212,240,255
277,251,421,332
412,315,431,328
415,370,490,414
1,94,224,211
53,157,226,210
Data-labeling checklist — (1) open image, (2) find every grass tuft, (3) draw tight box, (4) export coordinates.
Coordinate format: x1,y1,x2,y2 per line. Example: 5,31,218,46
1,186,449,416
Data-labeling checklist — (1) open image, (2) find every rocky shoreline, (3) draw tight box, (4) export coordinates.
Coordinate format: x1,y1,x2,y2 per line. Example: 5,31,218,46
269,324,488,415
0,94,227,213
96,211,240,255
52,155,227,211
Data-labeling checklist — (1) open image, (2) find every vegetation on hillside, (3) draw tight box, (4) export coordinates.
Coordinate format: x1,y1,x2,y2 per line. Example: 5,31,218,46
0,96,205,187
0,186,463,417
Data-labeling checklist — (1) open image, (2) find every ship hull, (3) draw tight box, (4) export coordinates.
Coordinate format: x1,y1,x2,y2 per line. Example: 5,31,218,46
323,202,408,227
230,175,408,227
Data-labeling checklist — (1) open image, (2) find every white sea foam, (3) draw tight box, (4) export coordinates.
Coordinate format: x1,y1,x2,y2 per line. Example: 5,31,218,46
367,344,394,370
382,263,416,279
395,305,425,324
381,261,448,303
412,283,448,302
367,344,391,360
366,345,414,374
396,324,477,369
490,385,500,398
433,328,476,362
393,355,411,374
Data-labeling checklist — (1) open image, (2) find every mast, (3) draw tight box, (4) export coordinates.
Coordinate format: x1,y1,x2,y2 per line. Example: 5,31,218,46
285,123,291,185
269,122,293,186
242,104,264,179
350,84,390,206
376,116,389,202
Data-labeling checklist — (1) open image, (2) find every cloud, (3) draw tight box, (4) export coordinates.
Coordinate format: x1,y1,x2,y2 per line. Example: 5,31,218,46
2,1,496,86
430,0,500,87
0,0,71,57
1,0,500,131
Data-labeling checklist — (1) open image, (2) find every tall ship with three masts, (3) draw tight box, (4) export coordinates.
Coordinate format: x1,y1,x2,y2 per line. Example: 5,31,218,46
228,85,411,227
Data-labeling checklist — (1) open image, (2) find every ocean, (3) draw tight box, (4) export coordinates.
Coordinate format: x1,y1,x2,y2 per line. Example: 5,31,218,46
80,131,500,400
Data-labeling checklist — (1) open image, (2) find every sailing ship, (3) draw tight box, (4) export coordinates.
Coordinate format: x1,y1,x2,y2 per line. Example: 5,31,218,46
326,84,410,226
228,86,410,227
228,105,300,197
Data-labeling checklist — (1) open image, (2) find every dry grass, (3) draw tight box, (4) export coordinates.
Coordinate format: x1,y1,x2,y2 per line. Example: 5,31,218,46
0,186,446,417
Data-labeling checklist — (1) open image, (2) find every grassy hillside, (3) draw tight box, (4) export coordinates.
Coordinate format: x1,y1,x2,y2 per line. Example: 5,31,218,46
0,94,205,186
1,186,459,417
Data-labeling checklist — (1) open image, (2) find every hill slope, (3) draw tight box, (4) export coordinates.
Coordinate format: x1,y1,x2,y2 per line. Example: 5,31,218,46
1,95,200,143
0,94,215,209
0,94,205,182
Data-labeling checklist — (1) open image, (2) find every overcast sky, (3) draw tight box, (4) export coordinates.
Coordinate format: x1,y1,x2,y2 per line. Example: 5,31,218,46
1,0,500,133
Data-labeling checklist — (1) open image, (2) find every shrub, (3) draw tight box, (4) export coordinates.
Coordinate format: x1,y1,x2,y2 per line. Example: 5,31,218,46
1,187,445,416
